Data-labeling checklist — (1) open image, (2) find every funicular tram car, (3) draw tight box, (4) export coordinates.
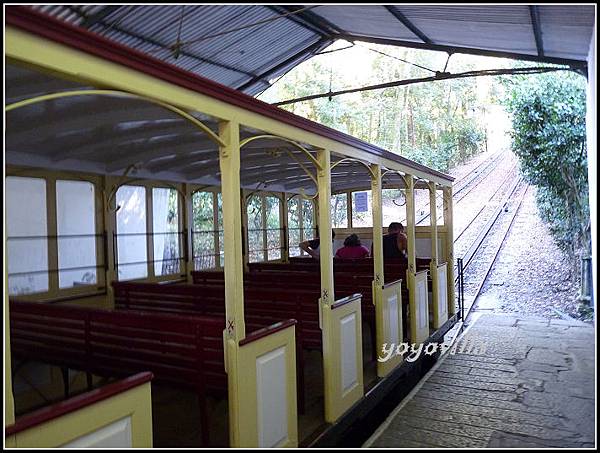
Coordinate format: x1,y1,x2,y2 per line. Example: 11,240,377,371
5,7,457,448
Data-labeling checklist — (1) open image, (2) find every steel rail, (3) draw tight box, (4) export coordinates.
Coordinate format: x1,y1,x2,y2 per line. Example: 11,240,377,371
415,150,507,225
453,164,519,243
460,177,523,271
461,183,529,325
398,149,504,224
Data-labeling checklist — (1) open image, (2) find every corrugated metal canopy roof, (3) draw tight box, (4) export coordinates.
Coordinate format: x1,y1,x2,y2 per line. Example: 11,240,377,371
25,4,595,95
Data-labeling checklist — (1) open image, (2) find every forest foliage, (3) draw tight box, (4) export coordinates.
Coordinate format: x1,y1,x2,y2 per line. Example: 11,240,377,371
500,71,590,271
259,42,492,172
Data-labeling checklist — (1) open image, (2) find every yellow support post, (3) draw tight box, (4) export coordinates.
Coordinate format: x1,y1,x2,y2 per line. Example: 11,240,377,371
219,120,246,340
183,183,195,282
371,164,386,375
443,186,456,316
317,149,335,306
46,178,59,297
5,264,15,428
316,148,338,422
405,175,429,343
371,165,384,287
429,182,439,267
102,175,117,307
346,191,353,228
430,182,448,329
280,193,287,261
218,120,247,447
404,175,416,274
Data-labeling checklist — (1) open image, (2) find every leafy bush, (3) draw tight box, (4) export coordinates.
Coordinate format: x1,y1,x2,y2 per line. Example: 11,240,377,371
501,71,590,272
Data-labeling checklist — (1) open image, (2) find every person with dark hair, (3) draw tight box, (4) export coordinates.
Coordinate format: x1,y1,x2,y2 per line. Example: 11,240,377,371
335,233,370,260
299,229,336,259
373,221,408,262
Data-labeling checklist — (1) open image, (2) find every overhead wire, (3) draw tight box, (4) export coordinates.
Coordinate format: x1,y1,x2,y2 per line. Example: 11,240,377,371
272,66,574,106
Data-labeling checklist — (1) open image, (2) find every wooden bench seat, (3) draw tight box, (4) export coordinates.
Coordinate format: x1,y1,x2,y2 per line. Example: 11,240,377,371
9,299,226,445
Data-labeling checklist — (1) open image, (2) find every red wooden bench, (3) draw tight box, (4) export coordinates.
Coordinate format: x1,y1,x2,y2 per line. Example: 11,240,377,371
9,299,226,445
112,281,312,413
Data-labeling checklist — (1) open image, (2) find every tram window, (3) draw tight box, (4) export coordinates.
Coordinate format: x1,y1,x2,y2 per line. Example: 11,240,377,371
265,196,282,260
382,188,407,227
56,180,97,288
437,190,445,226
192,191,219,270
153,187,180,276
247,194,265,263
288,198,301,257
288,197,315,257
7,176,49,295
116,185,147,280
352,190,372,227
302,199,315,241
331,193,348,228
415,188,431,226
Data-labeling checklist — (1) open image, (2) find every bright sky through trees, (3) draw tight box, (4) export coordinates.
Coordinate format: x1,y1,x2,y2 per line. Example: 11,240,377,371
259,40,514,172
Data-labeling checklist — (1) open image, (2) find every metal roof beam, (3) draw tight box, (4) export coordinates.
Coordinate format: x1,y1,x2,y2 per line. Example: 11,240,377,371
529,6,545,57
81,6,121,29
237,37,332,93
384,6,432,44
267,5,330,38
91,16,258,78
279,6,344,36
338,33,587,69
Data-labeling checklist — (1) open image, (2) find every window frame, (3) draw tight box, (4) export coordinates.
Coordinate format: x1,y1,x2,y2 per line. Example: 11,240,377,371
6,167,105,301
114,180,185,283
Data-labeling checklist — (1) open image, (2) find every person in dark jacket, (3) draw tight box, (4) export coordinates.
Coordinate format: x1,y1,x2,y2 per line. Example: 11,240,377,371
372,221,408,262
299,229,336,259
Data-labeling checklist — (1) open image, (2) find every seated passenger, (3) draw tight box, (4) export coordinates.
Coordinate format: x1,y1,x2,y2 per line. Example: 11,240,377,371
374,221,408,262
299,229,336,259
335,233,370,260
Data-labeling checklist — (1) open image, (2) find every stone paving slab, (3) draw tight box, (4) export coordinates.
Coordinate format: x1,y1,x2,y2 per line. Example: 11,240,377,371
364,313,595,448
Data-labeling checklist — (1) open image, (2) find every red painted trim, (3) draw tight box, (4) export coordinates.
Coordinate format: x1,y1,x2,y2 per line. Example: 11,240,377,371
239,319,297,346
331,293,362,310
5,6,454,183
415,269,429,278
5,372,153,437
383,278,403,290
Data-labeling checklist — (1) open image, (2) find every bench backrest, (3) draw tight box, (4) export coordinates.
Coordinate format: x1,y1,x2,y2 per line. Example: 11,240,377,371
9,299,227,393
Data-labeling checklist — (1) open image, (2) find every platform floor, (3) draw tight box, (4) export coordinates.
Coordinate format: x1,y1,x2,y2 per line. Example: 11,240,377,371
365,313,595,448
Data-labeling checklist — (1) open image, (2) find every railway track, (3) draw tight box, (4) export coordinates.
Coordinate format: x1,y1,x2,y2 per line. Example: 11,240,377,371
456,180,530,325
415,149,508,225
397,150,505,226
453,163,519,245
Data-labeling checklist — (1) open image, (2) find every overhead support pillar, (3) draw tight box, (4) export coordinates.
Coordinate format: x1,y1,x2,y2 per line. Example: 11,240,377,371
443,186,456,316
